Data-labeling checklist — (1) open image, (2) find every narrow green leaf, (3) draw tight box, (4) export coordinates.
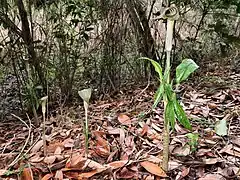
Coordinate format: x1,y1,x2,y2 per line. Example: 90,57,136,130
176,59,199,84
174,100,192,130
165,101,175,129
139,57,163,82
153,84,164,108
164,84,173,101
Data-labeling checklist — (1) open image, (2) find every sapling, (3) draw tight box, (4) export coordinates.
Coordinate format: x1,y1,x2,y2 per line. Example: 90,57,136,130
140,4,198,171
40,96,48,157
78,88,92,156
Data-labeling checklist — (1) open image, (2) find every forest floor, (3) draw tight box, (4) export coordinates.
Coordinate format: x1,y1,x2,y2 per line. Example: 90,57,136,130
0,65,240,179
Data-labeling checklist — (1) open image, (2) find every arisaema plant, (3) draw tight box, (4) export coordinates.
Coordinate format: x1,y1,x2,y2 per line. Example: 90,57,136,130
140,4,199,172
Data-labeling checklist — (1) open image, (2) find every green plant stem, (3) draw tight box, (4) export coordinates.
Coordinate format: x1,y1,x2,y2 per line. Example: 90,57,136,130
42,113,47,157
162,51,171,172
162,107,169,171
84,101,89,155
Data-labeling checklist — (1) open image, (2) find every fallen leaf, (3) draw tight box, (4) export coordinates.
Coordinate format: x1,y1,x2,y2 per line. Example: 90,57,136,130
198,174,223,180
54,146,62,155
29,154,44,163
203,158,219,165
67,154,87,169
141,124,149,136
118,114,131,125
78,168,107,179
231,136,240,146
118,167,137,179
31,140,43,153
208,103,217,109
21,168,33,180
85,159,105,169
119,128,125,145
108,160,128,170
172,145,191,156
181,167,190,178
0,169,7,176
41,173,53,180
55,170,63,180
215,119,227,136
140,161,167,177
62,138,74,148
44,156,56,165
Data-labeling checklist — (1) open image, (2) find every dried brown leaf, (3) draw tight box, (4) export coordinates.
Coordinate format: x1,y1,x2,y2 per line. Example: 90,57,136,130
54,146,62,155
78,168,107,179
107,160,128,170
21,168,33,180
29,154,44,163
54,170,63,180
203,158,219,165
140,161,167,177
44,156,56,165
0,169,7,176
62,138,74,148
118,167,137,179
172,145,191,156
181,167,190,178
31,140,43,153
66,154,86,169
118,114,131,125
140,124,149,136
198,174,223,180
41,173,53,180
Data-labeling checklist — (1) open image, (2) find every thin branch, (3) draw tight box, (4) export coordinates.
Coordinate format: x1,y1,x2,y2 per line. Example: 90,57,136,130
7,114,31,168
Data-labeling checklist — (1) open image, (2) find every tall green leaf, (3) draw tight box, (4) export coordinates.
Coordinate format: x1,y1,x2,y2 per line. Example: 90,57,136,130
139,57,163,82
153,84,164,108
174,100,192,130
164,84,174,101
165,100,175,129
176,59,199,84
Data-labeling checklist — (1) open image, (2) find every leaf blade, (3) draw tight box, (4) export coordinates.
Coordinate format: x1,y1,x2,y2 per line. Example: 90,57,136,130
174,100,192,130
176,59,198,84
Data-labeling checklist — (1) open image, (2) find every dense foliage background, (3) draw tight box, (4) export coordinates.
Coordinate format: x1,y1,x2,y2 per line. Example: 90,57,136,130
0,0,240,120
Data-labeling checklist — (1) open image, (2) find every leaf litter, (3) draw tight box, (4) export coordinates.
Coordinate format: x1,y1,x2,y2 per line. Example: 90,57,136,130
0,71,240,179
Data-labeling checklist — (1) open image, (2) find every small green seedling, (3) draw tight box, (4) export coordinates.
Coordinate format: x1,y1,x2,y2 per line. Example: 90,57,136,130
186,133,199,152
78,88,92,155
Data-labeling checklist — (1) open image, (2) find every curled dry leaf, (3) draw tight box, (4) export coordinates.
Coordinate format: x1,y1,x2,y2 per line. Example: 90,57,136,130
118,114,131,125
140,161,167,177
31,140,43,153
